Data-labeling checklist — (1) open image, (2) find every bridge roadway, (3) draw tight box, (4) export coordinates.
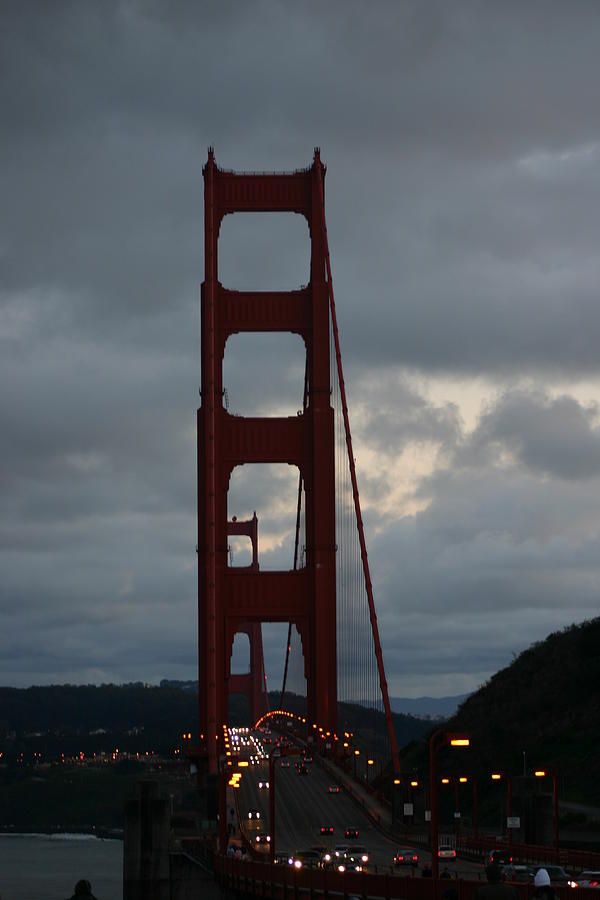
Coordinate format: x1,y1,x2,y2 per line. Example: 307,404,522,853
234,728,484,880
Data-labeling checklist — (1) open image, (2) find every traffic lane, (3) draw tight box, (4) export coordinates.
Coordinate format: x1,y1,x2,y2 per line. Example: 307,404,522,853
274,760,400,868
238,756,484,879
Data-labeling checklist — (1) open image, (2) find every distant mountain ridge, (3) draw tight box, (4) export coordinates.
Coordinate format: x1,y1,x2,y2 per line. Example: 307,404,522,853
389,693,470,719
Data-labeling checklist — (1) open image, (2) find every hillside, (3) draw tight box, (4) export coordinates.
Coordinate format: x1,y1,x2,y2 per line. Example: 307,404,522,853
397,617,600,806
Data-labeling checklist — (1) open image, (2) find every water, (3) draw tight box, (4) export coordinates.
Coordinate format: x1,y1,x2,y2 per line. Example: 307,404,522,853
0,834,123,900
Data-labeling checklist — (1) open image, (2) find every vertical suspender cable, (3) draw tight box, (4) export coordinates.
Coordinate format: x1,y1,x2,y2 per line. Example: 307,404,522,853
316,164,400,775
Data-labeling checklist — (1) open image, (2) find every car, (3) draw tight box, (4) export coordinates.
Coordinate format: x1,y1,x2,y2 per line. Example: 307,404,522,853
577,871,600,888
258,779,270,789
320,825,334,835
254,832,271,844
280,760,290,768
438,845,456,859
338,855,364,873
533,866,572,886
247,809,261,820
347,846,370,865
319,849,334,867
304,755,313,763
394,848,419,867
328,785,340,794
298,764,309,776
334,844,350,858
345,827,359,839
503,865,537,884
290,849,321,870
485,849,513,867
273,852,290,865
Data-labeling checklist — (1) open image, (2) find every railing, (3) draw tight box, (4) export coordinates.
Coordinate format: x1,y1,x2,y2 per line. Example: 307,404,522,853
456,835,600,871
214,854,589,900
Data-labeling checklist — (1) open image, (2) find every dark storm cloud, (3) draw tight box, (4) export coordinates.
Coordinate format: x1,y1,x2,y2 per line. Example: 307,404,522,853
466,390,600,480
3,0,600,690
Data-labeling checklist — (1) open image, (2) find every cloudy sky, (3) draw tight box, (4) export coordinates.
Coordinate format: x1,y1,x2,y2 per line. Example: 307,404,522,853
2,0,600,698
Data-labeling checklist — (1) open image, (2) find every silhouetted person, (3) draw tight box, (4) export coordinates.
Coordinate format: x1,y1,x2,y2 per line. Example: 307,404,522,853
533,868,557,900
473,864,519,900
66,880,98,900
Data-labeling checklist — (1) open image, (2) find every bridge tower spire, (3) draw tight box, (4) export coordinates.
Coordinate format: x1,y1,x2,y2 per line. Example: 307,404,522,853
198,150,337,773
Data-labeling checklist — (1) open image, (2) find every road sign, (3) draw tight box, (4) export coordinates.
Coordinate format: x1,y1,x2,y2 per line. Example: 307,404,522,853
403,803,414,816
507,816,520,829
454,812,461,819
425,810,431,821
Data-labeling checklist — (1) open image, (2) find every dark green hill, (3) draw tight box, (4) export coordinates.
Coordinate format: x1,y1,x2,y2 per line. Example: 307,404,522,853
397,617,600,807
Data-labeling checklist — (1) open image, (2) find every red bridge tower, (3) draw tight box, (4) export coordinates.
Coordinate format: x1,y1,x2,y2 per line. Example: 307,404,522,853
198,149,337,772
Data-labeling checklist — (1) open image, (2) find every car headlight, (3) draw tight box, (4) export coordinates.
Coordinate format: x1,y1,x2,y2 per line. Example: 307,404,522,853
294,860,302,869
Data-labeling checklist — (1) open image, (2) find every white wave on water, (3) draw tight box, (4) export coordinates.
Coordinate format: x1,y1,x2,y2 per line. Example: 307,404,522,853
2,832,119,842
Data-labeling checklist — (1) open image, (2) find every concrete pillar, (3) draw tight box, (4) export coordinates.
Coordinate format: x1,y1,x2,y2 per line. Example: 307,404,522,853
123,780,171,900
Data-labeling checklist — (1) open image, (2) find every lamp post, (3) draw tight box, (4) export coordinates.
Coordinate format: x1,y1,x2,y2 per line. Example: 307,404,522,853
492,771,514,851
534,769,559,852
409,779,418,826
429,731,470,880
367,758,374,785
353,748,360,781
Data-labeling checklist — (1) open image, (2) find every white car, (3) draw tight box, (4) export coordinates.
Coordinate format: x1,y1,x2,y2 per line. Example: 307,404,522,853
258,779,270,789
438,844,456,859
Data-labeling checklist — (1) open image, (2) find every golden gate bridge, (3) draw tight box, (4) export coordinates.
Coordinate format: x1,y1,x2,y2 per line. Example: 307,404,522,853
197,148,399,780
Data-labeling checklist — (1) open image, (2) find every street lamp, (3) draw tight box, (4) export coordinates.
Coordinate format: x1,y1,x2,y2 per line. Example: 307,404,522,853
367,758,374,785
353,748,360,780
534,769,559,852
491,772,514,850
429,731,470,879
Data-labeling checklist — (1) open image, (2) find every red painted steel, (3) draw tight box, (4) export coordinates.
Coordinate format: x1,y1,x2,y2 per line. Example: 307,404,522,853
214,854,547,900
315,164,401,776
227,514,268,724
199,150,337,773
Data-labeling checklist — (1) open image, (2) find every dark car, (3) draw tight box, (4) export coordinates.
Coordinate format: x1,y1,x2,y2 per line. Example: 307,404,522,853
345,826,359,839
503,865,537,883
486,849,513,867
577,871,600,888
298,764,309,776
533,866,571,886
320,825,334,835
254,832,271,845
338,854,364,873
394,848,419,867
290,849,321,870
348,846,370,865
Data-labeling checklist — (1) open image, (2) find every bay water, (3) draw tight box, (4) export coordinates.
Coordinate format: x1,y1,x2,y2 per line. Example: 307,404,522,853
0,834,123,900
